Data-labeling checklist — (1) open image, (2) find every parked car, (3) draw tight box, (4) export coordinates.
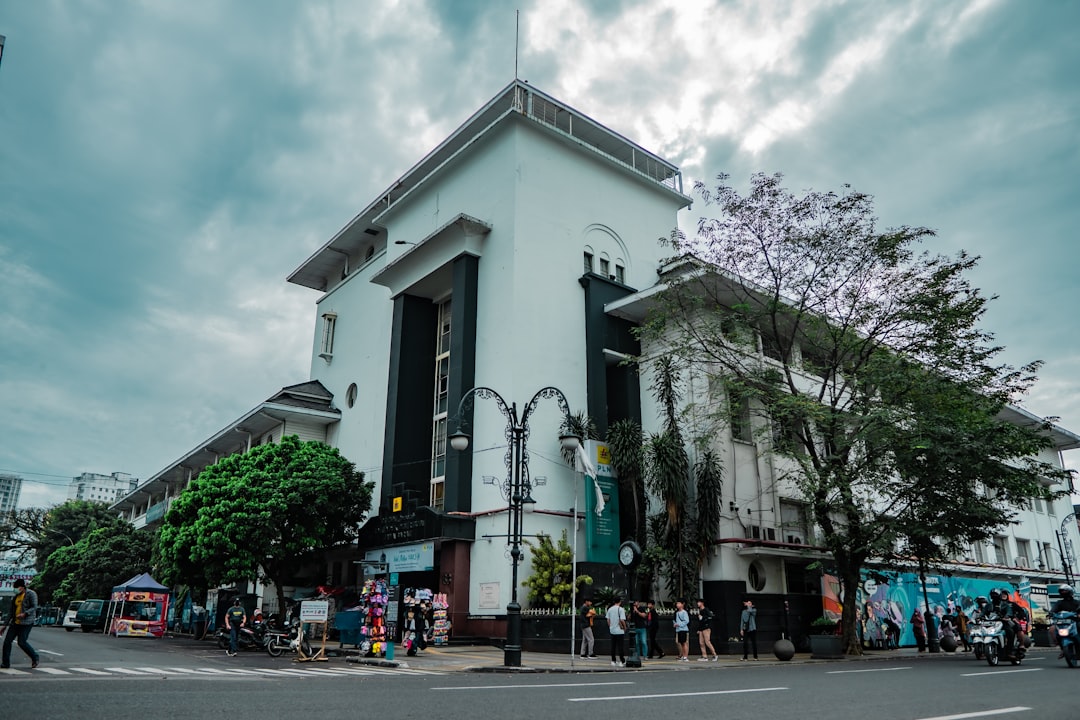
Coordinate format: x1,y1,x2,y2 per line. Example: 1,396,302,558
62,600,85,632
74,599,111,633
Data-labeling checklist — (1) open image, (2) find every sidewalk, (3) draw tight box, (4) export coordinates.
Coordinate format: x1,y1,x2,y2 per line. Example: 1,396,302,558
346,643,1049,673
165,633,1055,674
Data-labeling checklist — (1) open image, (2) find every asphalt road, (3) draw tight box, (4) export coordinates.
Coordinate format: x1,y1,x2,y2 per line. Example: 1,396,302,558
4,627,1076,720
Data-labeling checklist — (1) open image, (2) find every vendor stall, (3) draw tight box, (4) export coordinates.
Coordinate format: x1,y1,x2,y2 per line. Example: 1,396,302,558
109,572,171,638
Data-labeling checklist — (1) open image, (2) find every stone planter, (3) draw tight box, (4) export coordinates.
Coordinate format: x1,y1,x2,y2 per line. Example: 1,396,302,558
809,634,844,659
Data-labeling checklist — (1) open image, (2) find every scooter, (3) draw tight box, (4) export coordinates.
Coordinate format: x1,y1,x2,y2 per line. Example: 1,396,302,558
265,619,311,658
1051,610,1078,668
969,613,1024,666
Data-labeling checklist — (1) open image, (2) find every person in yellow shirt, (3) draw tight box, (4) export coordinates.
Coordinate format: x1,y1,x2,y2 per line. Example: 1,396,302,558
2,579,40,669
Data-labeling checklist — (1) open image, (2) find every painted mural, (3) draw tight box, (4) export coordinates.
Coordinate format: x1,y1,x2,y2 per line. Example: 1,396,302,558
822,570,1039,646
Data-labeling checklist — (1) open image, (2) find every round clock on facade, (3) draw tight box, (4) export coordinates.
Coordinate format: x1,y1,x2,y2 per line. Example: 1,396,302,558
618,540,642,568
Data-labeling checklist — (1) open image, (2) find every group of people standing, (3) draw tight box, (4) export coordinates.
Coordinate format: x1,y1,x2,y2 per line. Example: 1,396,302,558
579,596,663,666
578,595,759,666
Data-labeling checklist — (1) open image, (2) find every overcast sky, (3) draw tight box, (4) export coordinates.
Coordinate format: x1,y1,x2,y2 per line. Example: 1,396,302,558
2,0,1078,509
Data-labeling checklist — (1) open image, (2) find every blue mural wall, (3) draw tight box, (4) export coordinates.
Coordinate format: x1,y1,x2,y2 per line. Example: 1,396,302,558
825,571,1035,646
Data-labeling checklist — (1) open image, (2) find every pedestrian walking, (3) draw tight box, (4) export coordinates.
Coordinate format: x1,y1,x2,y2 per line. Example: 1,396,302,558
224,597,247,656
606,597,627,667
645,599,664,658
740,598,758,660
695,599,718,661
673,599,691,661
579,598,597,658
1,579,40,669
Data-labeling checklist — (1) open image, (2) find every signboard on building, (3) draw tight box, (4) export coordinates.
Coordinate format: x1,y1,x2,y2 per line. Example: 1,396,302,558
583,440,619,564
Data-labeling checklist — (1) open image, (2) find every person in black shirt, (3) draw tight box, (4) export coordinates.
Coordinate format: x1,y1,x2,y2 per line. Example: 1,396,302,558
224,598,247,657
645,600,664,658
695,599,718,661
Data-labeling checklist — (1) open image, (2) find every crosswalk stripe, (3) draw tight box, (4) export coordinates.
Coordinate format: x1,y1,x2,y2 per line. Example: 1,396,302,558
4,664,447,679
134,667,187,675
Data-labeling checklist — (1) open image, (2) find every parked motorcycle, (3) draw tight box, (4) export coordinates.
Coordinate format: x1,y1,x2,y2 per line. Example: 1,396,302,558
970,613,1024,666
265,620,311,658
215,625,261,652
1052,610,1078,668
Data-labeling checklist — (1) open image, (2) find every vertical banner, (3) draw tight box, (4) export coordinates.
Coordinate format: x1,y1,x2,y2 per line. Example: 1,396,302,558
583,440,620,563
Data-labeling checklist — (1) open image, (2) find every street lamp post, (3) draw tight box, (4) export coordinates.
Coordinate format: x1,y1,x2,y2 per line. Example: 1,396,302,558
448,386,580,667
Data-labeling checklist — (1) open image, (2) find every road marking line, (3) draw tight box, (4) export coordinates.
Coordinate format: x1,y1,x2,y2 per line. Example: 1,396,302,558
961,668,1042,677
915,706,1031,720
827,667,913,674
104,668,157,675
135,667,188,675
69,667,112,675
568,687,788,702
38,649,65,656
0,668,30,675
434,681,636,691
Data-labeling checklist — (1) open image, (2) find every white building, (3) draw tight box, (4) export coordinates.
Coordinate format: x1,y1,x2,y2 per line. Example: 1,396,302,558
69,471,137,505
114,81,1080,644
0,472,21,514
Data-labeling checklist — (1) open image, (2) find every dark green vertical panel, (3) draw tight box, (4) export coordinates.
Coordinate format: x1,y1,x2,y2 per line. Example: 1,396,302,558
382,295,438,512
444,254,479,512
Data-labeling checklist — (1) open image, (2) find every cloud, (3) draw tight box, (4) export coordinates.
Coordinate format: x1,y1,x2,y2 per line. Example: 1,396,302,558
1,0,1077,508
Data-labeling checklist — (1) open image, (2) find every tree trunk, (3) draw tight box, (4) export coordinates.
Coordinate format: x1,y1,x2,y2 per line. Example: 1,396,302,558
840,565,864,655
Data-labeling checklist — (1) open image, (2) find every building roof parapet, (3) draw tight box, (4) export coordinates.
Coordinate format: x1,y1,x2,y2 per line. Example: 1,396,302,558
287,81,688,292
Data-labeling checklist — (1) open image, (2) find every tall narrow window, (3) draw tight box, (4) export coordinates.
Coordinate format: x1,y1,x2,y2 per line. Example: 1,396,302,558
599,258,610,276
615,264,625,283
430,299,452,510
583,252,594,273
727,384,753,443
320,313,337,358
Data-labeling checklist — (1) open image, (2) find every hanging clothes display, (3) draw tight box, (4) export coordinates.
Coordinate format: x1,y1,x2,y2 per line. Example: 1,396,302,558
357,578,389,657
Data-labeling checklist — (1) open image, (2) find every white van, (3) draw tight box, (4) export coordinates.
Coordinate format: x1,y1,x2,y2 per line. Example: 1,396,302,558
62,600,84,631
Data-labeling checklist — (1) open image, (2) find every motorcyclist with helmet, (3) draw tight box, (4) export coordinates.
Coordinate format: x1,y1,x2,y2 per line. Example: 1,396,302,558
1051,585,1080,658
972,596,990,622
987,589,1018,659
994,588,1027,659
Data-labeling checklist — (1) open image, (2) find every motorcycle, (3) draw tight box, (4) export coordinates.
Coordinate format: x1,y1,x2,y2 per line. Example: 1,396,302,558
969,613,1024,666
1052,610,1078,668
215,625,262,652
265,619,311,658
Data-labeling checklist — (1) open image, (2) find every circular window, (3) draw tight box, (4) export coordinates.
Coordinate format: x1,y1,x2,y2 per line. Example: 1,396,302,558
748,560,767,592
346,383,358,408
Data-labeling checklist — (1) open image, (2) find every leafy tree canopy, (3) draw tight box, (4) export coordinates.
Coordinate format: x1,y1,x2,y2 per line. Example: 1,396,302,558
37,521,153,604
157,435,374,614
646,173,1071,654
0,499,121,571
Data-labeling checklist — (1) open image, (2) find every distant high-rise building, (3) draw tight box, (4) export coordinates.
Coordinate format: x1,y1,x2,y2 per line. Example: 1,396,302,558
68,472,138,504
0,473,21,514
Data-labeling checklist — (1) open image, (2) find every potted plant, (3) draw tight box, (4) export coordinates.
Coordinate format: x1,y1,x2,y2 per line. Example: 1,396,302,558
808,615,843,658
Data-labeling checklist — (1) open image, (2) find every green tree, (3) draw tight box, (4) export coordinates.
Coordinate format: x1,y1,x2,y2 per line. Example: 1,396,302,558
637,357,724,601
645,173,1069,654
0,500,121,575
522,530,593,608
157,435,374,615
606,418,648,580
37,522,153,603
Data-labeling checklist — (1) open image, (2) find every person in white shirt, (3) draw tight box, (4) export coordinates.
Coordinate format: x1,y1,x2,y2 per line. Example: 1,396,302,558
606,597,627,667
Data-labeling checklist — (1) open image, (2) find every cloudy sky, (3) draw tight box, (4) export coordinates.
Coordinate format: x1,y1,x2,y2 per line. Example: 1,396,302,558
2,0,1078,509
